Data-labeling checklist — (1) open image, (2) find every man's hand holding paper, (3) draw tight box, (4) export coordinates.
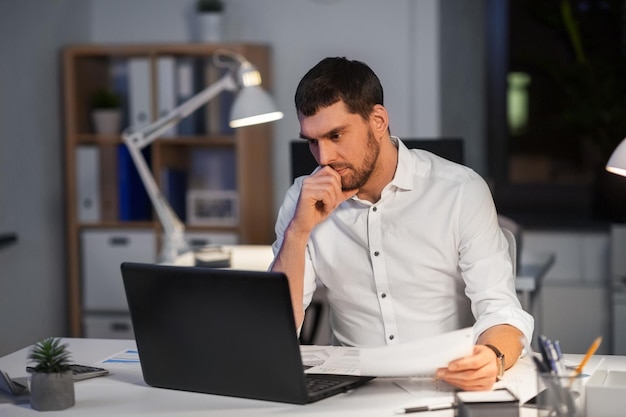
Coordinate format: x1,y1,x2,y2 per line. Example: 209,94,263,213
304,327,474,378
435,344,500,391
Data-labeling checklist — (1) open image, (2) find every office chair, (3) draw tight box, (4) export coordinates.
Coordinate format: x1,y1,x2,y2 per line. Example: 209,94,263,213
498,215,523,273
501,227,517,275
299,287,328,345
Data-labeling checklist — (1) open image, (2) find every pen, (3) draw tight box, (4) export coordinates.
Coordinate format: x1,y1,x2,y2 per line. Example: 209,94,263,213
538,335,559,374
571,336,602,381
553,340,567,375
394,403,455,414
537,335,552,372
545,339,561,375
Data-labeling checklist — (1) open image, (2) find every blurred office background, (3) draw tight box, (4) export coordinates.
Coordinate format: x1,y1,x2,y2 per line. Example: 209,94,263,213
1,0,624,357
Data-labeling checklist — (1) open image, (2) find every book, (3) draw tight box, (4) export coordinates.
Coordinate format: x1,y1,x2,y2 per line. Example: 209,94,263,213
117,144,152,221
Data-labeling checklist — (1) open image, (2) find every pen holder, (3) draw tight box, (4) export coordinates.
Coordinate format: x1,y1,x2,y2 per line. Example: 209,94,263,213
536,372,585,417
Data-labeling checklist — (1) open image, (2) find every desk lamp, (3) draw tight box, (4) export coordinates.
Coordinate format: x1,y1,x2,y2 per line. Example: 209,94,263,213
122,50,283,265
607,137,626,177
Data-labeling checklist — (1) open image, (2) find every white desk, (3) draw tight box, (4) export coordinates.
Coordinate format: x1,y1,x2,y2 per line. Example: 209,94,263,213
1,338,624,416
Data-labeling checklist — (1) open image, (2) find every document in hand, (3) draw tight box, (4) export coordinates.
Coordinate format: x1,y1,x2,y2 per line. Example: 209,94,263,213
305,327,474,377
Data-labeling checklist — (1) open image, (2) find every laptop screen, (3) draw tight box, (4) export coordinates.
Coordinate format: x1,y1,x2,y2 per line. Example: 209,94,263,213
121,262,313,403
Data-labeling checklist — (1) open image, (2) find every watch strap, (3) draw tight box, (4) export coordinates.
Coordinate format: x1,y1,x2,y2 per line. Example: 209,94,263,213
484,344,505,381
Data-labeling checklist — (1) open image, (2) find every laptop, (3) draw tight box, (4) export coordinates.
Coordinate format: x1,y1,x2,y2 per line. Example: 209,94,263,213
120,262,374,404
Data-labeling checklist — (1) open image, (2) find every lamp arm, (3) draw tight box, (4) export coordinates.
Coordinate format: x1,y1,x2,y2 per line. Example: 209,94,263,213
121,72,238,264
124,73,238,149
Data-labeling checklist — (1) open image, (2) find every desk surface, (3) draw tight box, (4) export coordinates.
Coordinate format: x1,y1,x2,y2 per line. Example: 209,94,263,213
1,338,623,416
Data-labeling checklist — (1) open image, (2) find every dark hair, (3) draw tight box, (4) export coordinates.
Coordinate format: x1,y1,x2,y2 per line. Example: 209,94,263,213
295,57,384,120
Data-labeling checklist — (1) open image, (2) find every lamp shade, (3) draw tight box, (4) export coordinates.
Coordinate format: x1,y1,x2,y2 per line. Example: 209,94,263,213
606,137,626,177
229,85,283,128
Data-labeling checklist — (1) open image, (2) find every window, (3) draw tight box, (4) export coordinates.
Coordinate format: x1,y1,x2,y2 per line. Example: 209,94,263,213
487,0,626,225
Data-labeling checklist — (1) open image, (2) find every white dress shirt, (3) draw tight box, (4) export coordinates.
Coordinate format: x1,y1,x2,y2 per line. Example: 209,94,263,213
272,137,534,347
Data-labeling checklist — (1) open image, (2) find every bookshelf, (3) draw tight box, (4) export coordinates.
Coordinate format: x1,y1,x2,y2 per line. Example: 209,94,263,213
63,43,276,337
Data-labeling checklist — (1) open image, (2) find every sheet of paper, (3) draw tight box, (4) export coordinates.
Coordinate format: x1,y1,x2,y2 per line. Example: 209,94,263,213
95,349,141,369
360,327,474,377
494,354,537,404
301,345,361,376
394,377,456,406
303,327,474,377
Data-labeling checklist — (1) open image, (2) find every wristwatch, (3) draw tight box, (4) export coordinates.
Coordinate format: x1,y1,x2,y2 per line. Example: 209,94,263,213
484,344,505,381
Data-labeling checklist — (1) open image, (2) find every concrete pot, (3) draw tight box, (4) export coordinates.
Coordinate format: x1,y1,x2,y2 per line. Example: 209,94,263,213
92,109,121,135
197,12,222,42
30,371,75,411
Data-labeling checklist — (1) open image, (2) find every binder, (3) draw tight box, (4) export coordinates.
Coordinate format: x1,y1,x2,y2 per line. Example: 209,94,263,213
160,168,188,221
204,61,234,135
100,144,119,222
117,145,152,221
157,56,177,137
110,57,129,129
128,57,152,130
204,61,222,135
76,146,101,222
176,57,201,135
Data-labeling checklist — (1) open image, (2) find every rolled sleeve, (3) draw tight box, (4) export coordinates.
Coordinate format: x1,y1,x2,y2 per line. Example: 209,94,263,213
271,178,318,312
457,177,534,344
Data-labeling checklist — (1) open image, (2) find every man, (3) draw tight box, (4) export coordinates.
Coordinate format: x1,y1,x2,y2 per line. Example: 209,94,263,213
271,57,533,391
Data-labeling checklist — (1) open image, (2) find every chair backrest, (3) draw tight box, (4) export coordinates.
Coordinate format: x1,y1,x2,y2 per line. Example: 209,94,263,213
497,214,522,271
501,227,517,274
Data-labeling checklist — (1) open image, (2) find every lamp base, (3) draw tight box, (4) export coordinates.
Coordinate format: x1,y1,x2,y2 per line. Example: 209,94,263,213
158,250,195,266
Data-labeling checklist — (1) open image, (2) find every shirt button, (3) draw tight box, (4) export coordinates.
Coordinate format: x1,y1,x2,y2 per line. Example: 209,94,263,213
381,293,387,298
374,251,380,256
372,207,378,212
389,335,395,341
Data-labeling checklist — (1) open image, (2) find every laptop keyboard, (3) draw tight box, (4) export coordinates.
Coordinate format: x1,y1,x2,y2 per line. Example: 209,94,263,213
306,375,346,394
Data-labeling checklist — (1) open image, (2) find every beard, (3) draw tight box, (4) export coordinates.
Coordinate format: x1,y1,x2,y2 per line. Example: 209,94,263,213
336,129,381,191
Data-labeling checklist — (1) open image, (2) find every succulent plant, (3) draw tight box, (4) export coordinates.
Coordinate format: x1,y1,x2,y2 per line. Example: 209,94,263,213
197,0,224,13
27,338,72,374
91,89,121,109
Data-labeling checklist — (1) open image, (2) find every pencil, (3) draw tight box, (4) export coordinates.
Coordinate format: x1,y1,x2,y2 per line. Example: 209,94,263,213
570,336,602,384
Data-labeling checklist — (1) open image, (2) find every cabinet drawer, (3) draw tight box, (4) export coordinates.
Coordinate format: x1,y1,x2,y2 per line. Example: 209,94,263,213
83,314,134,339
81,229,155,311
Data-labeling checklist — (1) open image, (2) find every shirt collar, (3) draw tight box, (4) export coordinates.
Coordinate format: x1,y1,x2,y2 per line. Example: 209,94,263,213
389,136,414,191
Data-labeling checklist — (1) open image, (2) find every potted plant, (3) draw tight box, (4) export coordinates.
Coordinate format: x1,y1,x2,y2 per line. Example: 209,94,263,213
196,0,224,42
27,338,75,411
91,88,122,135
